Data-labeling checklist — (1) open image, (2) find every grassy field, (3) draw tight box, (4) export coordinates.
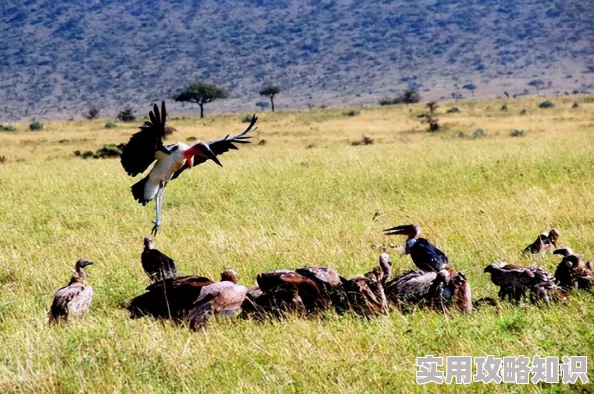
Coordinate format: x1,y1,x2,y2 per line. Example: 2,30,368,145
1,97,594,393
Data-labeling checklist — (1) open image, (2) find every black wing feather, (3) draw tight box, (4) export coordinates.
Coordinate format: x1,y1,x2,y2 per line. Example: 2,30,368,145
171,114,258,180
121,101,169,177
410,238,449,272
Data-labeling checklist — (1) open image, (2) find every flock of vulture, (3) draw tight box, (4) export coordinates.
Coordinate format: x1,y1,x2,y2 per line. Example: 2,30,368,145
47,101,594,327
49,226,594,328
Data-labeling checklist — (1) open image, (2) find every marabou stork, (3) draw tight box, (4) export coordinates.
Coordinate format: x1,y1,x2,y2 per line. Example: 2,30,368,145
523,229,559,254
120,101,257,235
49,259,94,325
141,237,177,283
383,224,449,272
189,269,248,329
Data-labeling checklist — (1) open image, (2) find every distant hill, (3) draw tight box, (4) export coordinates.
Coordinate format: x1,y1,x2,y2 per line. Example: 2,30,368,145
1,0,593,121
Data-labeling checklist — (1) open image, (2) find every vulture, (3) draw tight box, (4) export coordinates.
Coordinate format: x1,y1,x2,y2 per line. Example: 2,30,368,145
385,267,472,314
120,101,257,235
49,259,94,325
383,224,449,272
241,270,322,320
128,275,214,320
484,262,566,304
523,229,559,254
295,266,348,311
189,269,248,330
341,253,392,317
141,237,177,283
553,248,594,290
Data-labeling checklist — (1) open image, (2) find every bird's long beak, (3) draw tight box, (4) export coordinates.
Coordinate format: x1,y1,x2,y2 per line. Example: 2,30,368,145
383,225,409,236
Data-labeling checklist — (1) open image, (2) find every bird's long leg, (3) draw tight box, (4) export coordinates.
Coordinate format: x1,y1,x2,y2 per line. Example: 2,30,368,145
152,185,166,236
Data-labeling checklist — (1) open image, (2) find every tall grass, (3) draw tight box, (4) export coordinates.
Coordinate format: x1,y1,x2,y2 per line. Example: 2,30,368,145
1,97,593,392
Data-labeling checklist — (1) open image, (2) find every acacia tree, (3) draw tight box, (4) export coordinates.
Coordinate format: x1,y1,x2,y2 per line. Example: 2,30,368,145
259,86,280,112
173,83,229,118
462,83,477,98
527,79,544,95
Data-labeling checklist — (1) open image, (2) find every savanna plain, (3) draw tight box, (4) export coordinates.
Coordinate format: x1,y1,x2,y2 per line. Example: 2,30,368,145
1,97,594,393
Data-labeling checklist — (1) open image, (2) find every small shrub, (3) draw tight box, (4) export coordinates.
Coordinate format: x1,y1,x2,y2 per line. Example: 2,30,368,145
85,107,100,120
306,144,316,149
519,109,528,115
473,129,486,138
241,114,254,123
104,122,117,129
510,129,525,137
0,124,17,132
29,121,44,131
351,136,374,146
0,156,6,164
257,139,267,146
94,143,126,158
446,107,460,113
81,151,95,159
539,100,555,108
458,131,467,138
343,110,360,117
500,104,508,111
187,136,197,142
59,139,70,144
74,150,82,156
379,97,398,106
117,106,136,122
572,102,579,108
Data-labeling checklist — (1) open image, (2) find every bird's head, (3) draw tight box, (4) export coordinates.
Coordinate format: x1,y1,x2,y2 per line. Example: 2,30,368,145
553,247,574,257
183,142,223,169
483,264,496,274
221,269,238,284
75,259,94,269
383,224,421,239
548,228,560,242
143,237,154,250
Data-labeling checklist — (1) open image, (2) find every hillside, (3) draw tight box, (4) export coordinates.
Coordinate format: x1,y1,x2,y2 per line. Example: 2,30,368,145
1,0,593,120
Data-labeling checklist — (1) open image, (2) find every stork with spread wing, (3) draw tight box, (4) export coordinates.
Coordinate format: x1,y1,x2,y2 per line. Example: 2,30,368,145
120,101,257,235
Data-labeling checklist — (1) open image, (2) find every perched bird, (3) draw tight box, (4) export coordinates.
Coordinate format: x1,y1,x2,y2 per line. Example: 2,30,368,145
120,101,257,235
341,253,392,317
553,248,594,290
141,237,177,283
383,224,449,272
189,269,248,329
385,267,472,314
241,270,322,320
523,229,559,254
128,275,214,320
484,262,564,304
49,259,94,325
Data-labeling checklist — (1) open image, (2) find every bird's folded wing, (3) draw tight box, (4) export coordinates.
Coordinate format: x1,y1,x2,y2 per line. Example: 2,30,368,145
121,101,169,177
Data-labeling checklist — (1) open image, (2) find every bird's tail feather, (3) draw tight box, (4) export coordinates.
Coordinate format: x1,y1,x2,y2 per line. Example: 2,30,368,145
131,176,151,205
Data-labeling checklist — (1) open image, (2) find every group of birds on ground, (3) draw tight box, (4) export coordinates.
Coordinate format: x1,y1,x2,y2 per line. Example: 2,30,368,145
48,102,594,327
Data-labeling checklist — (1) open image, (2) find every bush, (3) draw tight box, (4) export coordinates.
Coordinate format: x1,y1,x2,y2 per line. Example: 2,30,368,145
241,114,254,123
351,136,374,146
117,106,136,122
85,108,100,120
500,104,508,111
572,102,579,108
539,100,555,108
343,110,360,117
446,107,460,113
511,129,525,137
80,151,95,159
0,124,17,132
187,136,197,142
378,89,421,106
94,143,125,158
519,109,528,115
473,129,486,138
29,121,44,131
104,122,117,129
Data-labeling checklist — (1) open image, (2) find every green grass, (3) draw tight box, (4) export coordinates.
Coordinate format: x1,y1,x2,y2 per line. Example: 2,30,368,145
1,97,594,393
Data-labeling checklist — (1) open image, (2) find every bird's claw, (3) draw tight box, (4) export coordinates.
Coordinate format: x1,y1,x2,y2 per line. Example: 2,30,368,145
151,221,161,236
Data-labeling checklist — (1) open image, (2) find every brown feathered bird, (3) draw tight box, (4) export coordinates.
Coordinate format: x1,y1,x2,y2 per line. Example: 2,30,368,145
189,269,248,330
241,270,322,320
128,275,214,320
49,259,94,325
523,229,559,254
341,253,392,317
484,262,565,304
385,267,472,314
295,266,348,312
553,248,594,290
